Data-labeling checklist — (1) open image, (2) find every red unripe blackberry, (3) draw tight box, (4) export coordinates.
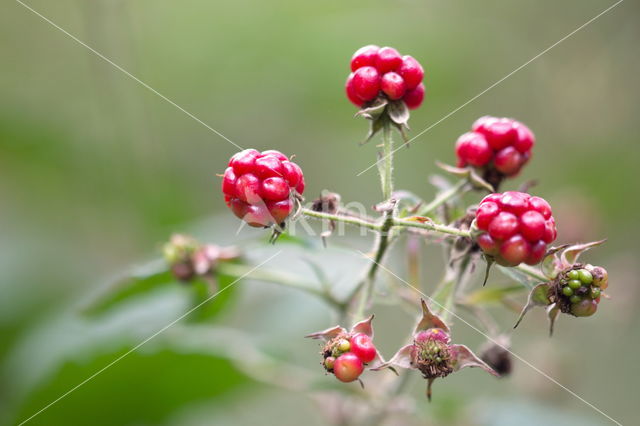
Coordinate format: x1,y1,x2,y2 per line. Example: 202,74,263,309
403,82,425,110
398,55,424,90
380,72,406,100
455,132,492,167
350,333,377,363
352,66,381,102
475,192,557,266
375,46,402,73
347,46,425,109
222,149,304,227
350,44,380,71
345,73,364,107
457,116,536,183
333,353,364,382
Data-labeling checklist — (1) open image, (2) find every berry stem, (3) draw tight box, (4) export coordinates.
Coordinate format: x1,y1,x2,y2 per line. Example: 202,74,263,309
391,218,472,238
299,208,380,231
380,117,395,201
353,119,396,321
417,179,469,216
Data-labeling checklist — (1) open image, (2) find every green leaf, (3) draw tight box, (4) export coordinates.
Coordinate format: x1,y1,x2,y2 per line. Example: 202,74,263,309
462,285,525,306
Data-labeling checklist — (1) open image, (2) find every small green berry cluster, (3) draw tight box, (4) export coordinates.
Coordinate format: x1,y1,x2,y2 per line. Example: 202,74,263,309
557,265,608,317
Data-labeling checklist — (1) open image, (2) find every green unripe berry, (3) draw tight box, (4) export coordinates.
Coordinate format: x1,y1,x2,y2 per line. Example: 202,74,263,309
590,287,601,299
578,269,593,284
562,286,574,297
568,280,582,290
569,295,582,304
567,270,580,280
337,339,351,352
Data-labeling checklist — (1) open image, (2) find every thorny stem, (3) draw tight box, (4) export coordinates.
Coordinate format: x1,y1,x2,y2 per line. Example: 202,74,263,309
354,119,395,322
299,208,379,231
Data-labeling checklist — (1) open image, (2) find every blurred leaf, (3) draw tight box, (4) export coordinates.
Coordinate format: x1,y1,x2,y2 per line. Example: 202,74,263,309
83,260,236,323
82,260,174,316
462,285,525,305
12,348,250,426
497,266,542,290
186,273,238,323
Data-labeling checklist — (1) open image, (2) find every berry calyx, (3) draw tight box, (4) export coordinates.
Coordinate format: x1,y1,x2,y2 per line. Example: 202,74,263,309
346,46,425,109
455,116,535,188
222,149,304,227
475,192,557,266
350,333,377,363
333,353,364,383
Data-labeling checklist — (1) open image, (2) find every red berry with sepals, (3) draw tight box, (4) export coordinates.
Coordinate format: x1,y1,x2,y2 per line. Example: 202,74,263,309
475,191,557,266
222,149,304,228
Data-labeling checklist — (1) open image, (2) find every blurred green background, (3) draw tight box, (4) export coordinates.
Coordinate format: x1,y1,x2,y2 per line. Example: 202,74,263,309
1,0,639,425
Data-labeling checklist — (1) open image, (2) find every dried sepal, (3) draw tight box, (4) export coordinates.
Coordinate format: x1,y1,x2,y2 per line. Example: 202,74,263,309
547,304,560,337
305,325,346,342
372,344,414,371
450,344,499,377
513,283,552,329
560,239,607,268
351,315,375,337
416,299,450,333
387,100,410,127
